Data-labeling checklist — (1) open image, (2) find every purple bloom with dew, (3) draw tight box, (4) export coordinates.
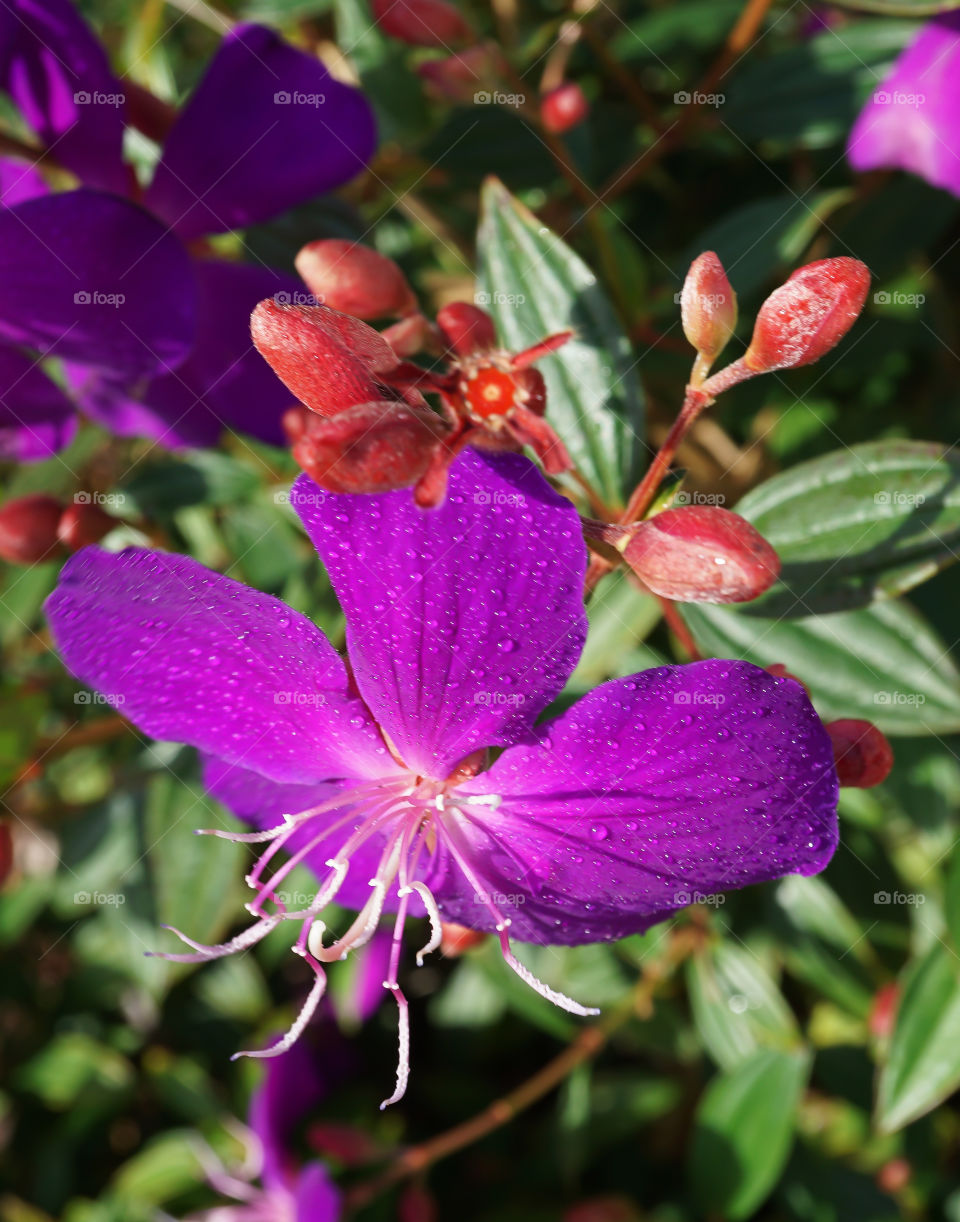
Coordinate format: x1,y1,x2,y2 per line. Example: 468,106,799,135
847,14,960,198
0,0,376,458
45,451,839,1106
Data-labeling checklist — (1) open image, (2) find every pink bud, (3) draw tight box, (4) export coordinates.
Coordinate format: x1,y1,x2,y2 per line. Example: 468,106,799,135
825,718,893,788
868,981,899,1042
57,502,115,552
294,239,418,320
540,82,590,133
621,506,780,604
681,251,737,365
744,257,870,372
292,401,448,495
0,495,63,565
371,0,471,46
440,921,487,957
436,301,498,356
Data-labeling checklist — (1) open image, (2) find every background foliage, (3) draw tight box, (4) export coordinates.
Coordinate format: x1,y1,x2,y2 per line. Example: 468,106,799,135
3,1,960,1219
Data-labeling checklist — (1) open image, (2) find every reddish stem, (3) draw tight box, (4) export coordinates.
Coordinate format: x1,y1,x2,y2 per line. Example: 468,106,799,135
621,385,713,523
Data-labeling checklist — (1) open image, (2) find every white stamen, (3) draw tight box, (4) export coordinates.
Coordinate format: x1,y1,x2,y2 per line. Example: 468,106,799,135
496,928,600,1017
150,915,281,962
401,881,443,965
232,957,328,1061
379,984,410,1110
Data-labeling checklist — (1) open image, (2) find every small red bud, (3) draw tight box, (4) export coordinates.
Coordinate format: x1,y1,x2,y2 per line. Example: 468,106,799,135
0,495,63,564
57,502,115,551
294,239,418,320
540,82,590,133
876,1158,911,1195
440,921,487,957
744,257,870,373
868,981,899,1042
436,301,498,356
825,719,893,787
380,312,436,359
292,401,448,495
681,251,737,367
765,663,811,697
371,0,471,46
281,404,312,443
418,44,506,103
621,506,780,604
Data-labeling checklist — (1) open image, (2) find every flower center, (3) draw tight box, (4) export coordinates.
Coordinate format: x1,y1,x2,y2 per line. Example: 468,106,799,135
457,356,523,424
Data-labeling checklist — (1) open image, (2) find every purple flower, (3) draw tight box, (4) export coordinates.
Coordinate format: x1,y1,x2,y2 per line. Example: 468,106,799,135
0,0,376,458
847,15,960,197
45,451,839,1104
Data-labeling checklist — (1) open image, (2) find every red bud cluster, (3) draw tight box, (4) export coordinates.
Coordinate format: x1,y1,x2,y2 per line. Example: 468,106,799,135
620,505,780,604
0,495,116,565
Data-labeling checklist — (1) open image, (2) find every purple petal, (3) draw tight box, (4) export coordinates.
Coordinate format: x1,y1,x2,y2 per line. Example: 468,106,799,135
45,547,393,784
438,661,839,945
292,1163,341,1222
248,1038,331,1188
291,451,588,780
0,345,77,461
847,15,960,196
65,259,302,447
0,155,49,206
0,190,196,378
144,23,376,241
0,0,128,193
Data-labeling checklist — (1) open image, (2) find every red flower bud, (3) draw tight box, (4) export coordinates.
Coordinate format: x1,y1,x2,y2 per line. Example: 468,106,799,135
418,44,506,103
292,401,449,495
294,239,418,320
877,1159,911,1195
825,719,893,788
744,257,870,373
0,495,63,565
621,506,780,604
251,300,400,417
371,0,471,46
436,301,498,356
380,312,436,359
868,981,899,1042
540,82,590,133
440,921,487,957
681,251,737,366
765,663,811,697
57,502,116,551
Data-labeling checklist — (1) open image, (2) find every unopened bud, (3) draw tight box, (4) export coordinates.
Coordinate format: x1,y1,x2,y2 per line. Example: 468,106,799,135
294,240,418,320
868,981,899,1042
681,252,737,369
436,301,498,356
0,495,63,564
744,257,870,373
418,44,506,103
540,82,590,133
292,401,448,495
380,312,436,359
371,0,471,46
621,506,780,604
765,663,811,697
876,1159,911,1195
825,718,893,788
57,502,115,552
440,921,487,957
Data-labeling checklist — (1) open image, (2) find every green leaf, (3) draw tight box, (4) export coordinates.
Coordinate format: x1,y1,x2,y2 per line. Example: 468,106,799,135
119,449,260,517
876,943,960,1133
15,1033,134,1111
690,1048,810,1219
682,597,960,735
568,569,664,691
733,441,960,617
688,941,801,1070
476,177,643,509
946,847,960,954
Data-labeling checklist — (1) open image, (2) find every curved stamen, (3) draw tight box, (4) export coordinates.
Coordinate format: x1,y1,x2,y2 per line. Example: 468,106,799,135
380,878,414,1110
149,915,281,963
310,822,408,962
404,881,443,966
232,951,328,1062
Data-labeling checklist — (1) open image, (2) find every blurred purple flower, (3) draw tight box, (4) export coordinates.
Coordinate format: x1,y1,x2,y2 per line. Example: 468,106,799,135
0,0,376,459
847,15,960,197
45,450,838,1104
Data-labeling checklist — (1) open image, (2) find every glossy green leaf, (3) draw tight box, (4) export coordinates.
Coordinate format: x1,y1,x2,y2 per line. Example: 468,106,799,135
120,450,260,517
690,1049,810,1219
683,597,960,735
476,177,643,508
734,442,960,617
876,943,960,1133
